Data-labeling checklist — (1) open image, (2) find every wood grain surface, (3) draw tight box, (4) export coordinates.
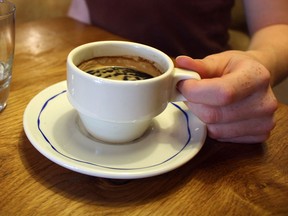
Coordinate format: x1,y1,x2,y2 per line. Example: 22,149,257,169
0,17,287,216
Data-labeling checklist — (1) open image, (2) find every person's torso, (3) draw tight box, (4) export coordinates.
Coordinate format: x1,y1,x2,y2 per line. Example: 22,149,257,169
85,0,234,58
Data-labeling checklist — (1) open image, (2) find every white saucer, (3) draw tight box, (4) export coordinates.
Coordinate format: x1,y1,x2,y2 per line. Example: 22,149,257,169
23,81,206,179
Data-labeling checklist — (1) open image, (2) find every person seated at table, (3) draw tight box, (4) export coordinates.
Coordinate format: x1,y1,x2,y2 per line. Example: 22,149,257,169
68,0,288,144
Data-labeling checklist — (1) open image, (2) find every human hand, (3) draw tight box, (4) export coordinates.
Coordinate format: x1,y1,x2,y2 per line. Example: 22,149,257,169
176,51,278,143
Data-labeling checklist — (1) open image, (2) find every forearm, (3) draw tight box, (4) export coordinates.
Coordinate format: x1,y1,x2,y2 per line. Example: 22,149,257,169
246,24,288,86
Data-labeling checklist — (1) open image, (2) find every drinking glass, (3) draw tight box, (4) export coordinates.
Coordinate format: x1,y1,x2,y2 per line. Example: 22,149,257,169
0,0,15,111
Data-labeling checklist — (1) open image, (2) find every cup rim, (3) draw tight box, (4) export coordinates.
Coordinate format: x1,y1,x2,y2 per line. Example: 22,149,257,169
0,0,16,17
67,40,174,84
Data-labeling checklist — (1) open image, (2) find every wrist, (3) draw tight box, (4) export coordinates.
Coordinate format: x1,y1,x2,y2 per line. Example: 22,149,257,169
245,49,278,86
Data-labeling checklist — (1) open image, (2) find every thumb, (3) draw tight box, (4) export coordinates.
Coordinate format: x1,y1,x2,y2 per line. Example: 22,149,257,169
176,55,220,78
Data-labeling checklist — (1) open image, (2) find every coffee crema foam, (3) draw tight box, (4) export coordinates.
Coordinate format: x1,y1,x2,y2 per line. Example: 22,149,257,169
77,56,162,81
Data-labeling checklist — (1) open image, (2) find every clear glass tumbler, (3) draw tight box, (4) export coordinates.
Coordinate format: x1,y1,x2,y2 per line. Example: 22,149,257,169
0,0,15,112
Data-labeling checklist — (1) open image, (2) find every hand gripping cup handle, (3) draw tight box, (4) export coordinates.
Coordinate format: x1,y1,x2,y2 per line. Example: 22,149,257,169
171,68,201,102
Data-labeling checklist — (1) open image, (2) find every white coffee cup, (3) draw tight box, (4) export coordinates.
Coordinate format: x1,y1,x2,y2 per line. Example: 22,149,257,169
67,41,200,143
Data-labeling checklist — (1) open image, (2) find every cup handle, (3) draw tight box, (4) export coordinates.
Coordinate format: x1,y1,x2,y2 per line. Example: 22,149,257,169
171,68,201,102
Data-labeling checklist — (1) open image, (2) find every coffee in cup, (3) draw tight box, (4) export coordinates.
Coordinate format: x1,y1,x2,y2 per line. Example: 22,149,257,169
78,56,162,81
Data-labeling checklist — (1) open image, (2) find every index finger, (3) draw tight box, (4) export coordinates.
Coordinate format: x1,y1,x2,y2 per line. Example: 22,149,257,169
177,68,267,106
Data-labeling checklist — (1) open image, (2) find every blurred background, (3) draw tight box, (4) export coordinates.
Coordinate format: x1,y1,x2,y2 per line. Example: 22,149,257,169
10,0,287,104
12,0,71,25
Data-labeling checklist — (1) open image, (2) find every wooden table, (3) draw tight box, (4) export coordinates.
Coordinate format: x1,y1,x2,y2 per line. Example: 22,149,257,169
0,17,287,215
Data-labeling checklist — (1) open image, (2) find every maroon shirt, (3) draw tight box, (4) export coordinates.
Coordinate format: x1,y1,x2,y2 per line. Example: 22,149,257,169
85,0,234,58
